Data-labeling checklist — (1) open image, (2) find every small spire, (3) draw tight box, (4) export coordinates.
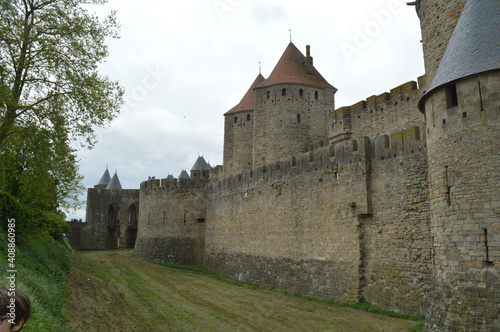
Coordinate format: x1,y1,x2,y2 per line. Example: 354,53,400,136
259,61,261,74
289,28,292,43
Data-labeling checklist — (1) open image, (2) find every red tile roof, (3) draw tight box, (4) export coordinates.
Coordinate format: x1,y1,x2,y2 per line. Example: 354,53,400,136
256,43,334,89
225,73,266,115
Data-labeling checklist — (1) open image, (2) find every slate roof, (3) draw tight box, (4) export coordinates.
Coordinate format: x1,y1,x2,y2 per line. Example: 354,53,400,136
97,167,111,186
256,43,335,89
178,170,190,179
225,74,265,115
419,0,500,110
191,156,210,171
106,171,123,190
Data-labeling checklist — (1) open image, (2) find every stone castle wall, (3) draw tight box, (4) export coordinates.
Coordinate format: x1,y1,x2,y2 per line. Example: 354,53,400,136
206,122,431,314
68,188,140,249
330,81,424,144
134,178,207,266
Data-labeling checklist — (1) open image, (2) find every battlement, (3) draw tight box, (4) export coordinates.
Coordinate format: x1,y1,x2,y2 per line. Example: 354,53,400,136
140,176,208,194
210,125,424,195
329,80,423,145
331,81,418,117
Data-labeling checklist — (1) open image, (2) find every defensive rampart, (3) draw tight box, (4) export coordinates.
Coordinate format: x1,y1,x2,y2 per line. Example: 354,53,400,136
134,177,207,265
206,126,431,315
68,188,140,249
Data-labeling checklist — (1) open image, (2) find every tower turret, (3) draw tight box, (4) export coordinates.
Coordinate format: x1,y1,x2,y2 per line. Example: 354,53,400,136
190,155,211,179
252,43,336,169
223,73,265,177
410,0,466,89
106,170,122,190
95,167,111,189
418,0,500,330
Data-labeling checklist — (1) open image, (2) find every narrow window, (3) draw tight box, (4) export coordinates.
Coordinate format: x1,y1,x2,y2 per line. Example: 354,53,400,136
197,218,206,223
266,90,270,98
282,88,287,96
246,114,251,121
484,229,493,266
445,84,458,109
314,91,319,100
234,116,238,123
445,166,452,206
297,114,301,123
299,88,304,97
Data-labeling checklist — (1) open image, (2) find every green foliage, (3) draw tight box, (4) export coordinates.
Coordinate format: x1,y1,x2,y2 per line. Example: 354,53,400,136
0,193,73,331
0,126,84,211
408,322,425,332
0,191,69,237
0,0,123,210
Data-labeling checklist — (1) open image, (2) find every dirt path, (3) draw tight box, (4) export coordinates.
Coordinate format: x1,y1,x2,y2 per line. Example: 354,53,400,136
65,250,421,332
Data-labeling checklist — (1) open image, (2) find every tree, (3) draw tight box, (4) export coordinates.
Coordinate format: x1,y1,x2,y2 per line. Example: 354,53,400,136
0,0,123,210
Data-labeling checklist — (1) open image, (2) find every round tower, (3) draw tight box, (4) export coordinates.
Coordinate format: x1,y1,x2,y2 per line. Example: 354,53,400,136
252,43,336,169
411,0,466,89
418,0,500,330
223,73,265,177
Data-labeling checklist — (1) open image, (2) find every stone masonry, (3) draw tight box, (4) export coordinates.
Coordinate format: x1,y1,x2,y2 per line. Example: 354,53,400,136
69,1,499,330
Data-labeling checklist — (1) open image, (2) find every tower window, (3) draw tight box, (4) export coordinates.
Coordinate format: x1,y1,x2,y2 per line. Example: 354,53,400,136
314,91,319,100
297,114,301,123
299,88,304,97
445,84,458,109
234,116,238,123
246,114,251,121
266,90,271,98
282,88,287,96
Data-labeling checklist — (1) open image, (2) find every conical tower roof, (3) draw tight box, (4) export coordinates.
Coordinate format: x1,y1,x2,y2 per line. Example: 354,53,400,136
257,43,335,89
97,167,111,186
178,170,190,179
190,156,209,171
106,171,123,190
419,0,500,110
225,73,265,115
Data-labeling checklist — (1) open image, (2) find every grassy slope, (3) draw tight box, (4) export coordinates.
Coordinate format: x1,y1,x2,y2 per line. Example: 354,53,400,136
0,192,73,332
65,250,423,332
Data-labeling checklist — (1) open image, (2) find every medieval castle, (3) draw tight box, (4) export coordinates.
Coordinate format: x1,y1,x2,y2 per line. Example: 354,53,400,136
67,0,500,330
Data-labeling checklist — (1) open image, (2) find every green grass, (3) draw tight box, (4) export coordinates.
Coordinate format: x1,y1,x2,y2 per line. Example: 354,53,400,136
66,251,424,331
147,255,426,324
0,191,73,332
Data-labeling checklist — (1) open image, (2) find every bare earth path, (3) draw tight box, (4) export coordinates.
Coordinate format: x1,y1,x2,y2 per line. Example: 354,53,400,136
65,250,421,332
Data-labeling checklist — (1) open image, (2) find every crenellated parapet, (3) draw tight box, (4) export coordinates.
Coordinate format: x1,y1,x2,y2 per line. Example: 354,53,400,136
210,125,425,197
140,176,208,195
330,80,424,145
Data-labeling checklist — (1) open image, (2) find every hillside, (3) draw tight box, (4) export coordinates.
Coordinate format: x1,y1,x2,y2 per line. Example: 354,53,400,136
65,250,422,331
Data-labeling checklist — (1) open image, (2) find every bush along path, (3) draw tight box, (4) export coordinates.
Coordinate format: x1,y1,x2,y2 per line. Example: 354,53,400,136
65,250,423,332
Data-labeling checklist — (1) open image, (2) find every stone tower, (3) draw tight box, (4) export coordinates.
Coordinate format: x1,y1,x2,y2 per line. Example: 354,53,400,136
411,0,466,89
418,0,500,330
67,168,140,249
252,43,336,169
223,74,265,177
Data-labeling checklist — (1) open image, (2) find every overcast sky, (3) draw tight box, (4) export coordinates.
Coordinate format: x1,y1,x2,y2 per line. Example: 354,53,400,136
68,0,425,220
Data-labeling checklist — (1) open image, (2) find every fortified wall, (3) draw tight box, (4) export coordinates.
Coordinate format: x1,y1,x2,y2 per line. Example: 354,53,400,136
68,186,140,249
134,177,207,266
206,82,431,314
71,1,499,330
